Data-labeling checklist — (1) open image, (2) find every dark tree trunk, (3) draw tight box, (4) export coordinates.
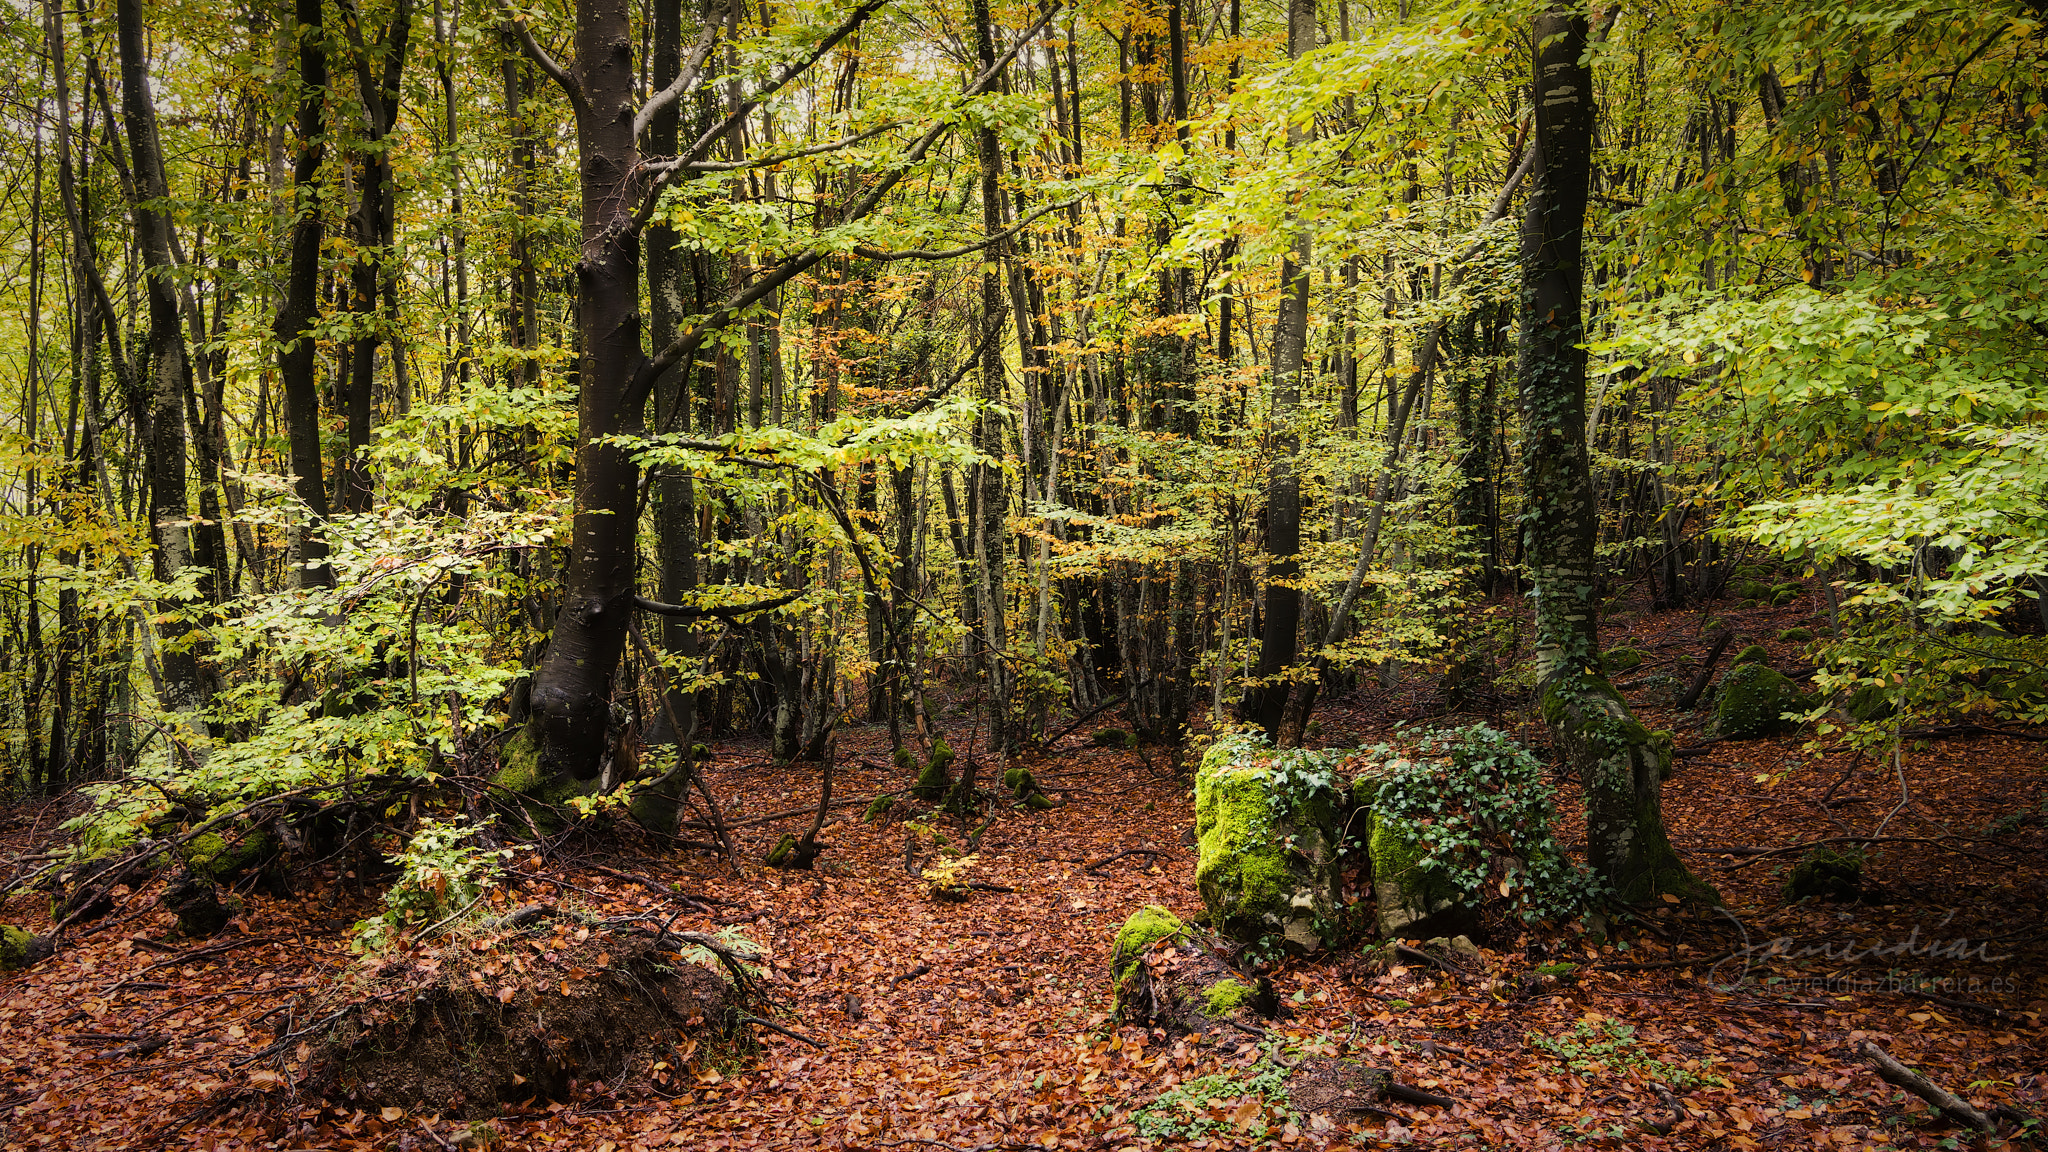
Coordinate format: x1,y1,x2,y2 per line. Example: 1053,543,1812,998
114,0,212,719
515,0,646,781
275,0,334,588
1517,8,1709,903
1242,0,1314,741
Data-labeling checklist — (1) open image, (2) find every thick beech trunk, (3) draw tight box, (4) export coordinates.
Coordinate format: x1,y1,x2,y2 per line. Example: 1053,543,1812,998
1517,10,1710,903
519,0,645,780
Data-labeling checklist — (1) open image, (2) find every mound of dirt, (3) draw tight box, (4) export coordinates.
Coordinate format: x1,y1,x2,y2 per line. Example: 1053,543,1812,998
299,912,743,1116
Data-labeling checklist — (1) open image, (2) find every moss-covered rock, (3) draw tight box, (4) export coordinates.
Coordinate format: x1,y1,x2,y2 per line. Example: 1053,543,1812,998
1194,739,1342,952
1367,815,1468,939
1002,767,1062,810
0,925,50,970
1732,644,1770,667
1110,905,1187,990
1636,674,1682,708
1716,662,1803,738
862,795,895,823
1092,728,1136,749
911,738,954,802
1601,647,1646,672
1777,627,1814,643
1784,846,1863,902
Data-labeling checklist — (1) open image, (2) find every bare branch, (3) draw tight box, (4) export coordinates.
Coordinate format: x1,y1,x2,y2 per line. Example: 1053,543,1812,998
674,0,894,169
633,23,722,140
635,591,803,619
504,10,587,120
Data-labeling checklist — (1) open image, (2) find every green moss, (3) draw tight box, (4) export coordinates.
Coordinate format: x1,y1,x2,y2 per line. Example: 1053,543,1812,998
1111,905,1186,990
1194,754,1291,937
1732,644,1770,667
1784,846,1863,902
181,827,274,881
912,738,954,801
1201,978,1253,1015
493,728,545,795
765,834,796,868
1534,962,1578,977
1777,627,1814,643
1023,792,1060,810
1717,662,1798,738
1092,728,1136,748
862,795,895,823
893,746,917,772
1003,767,1032,792
1369,816,1463,937
0,926,39,970
1648,729,1676,781
1601,647,1646,672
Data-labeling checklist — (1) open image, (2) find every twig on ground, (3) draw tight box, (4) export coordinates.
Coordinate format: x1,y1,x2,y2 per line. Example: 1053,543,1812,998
1859,1040,1995,1132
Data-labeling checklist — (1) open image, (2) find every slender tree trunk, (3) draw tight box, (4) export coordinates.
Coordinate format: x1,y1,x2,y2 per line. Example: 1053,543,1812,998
1518,8,1709,903
275,0,334,588
1242,0,1314,741
114,0,212,720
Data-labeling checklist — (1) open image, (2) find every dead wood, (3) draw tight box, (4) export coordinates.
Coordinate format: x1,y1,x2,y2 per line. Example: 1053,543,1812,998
1859,1040,1995,1132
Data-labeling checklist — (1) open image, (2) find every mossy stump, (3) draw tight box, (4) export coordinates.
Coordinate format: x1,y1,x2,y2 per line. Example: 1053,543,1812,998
910,738,955,802
1717,663,1808,738
0,925,51,971
1109,906,1273,1033
1784,846,1864,902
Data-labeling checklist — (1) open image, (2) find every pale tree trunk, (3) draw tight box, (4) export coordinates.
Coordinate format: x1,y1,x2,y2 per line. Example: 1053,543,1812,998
1517,8,1711,903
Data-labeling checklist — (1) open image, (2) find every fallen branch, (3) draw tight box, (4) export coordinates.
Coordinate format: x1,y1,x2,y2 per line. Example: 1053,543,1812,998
738,1013,823,1048
1082,848,1169,875
1675,629,1734,711
1598,949,1736,972
1859,1040,1994,1132
99,936,280,995
1715,834,2012,870
1901,987,2015,1022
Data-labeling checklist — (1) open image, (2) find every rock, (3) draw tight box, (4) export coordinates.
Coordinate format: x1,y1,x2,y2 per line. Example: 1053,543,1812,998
1367,815,1471,940
1777,627,1814,643
1092,728,1136,749
1601,647,1646,672
1110,905,1274,1033
0,925,51,970
1784,846,1863,902
1732,644,1771,667
1716,662,1808,738
1636,674,1682,708
1002,767,1061,810
1193,736,1343,953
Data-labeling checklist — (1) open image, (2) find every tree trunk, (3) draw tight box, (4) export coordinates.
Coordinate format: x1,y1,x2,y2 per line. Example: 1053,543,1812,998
274,0,334,588
1517,8,1710,904
516,0,645,781
1242,0,1314,741
114,0,212,720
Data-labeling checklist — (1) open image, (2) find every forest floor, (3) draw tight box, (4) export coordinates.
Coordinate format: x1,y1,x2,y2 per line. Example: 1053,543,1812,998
2,588,2045,1151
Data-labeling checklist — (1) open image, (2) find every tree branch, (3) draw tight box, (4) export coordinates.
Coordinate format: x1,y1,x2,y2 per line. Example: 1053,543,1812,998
852,198,1077,261
633,22,722,140
673,0,894,170
504,11,587,120
633,590,803,619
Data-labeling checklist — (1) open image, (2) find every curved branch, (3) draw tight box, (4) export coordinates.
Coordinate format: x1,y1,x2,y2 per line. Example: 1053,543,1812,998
633,23,722,140
852,198,1077,261
674,0,894,169
505,13,587,120
634,591,803,619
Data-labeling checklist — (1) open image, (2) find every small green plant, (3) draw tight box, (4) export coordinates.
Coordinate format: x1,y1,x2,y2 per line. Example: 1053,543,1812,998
674,924,768,982
1528,1018,1727,1089
351,817,509,952
1129,1037,1296,1142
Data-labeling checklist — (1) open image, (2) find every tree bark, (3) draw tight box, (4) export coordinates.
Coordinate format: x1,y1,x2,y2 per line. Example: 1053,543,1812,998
274,0,335,588
114,0,212,719
1242,0,1314,742
1517,8,1710,903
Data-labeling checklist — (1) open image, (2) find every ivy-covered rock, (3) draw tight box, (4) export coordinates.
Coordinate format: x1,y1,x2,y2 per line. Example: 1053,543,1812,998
1716,662,1807,738
1193,736,1344,953
1366,814,1470,939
